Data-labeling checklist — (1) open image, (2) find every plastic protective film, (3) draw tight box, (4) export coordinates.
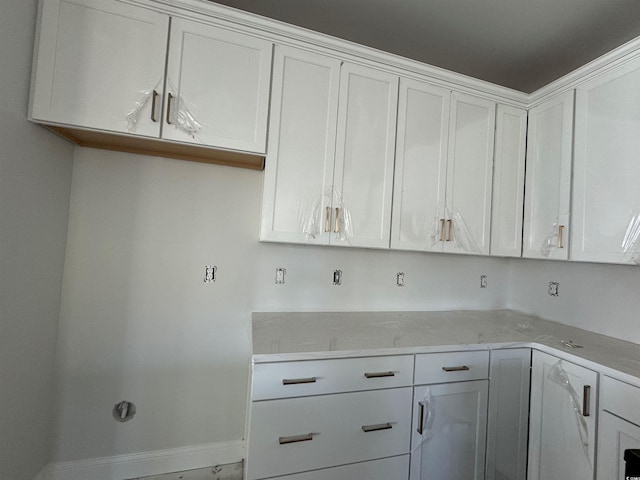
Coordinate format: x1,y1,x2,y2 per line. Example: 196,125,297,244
621,212,640,264
302,187,353,243
427,204,481,253
540,217,565,257
547,360,592,469
166,83,205,140
126,85,159,132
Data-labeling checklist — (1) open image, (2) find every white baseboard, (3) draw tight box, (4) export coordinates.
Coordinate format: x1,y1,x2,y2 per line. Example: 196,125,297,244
38,440,243,480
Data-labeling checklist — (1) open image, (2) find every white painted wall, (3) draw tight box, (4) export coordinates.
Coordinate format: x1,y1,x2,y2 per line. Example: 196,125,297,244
507,258,640,345
0,0,74,478
52,147,510,463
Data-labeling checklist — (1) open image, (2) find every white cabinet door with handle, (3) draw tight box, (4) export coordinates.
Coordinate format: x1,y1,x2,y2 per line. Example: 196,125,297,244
528,350,597,480
30,0,169,138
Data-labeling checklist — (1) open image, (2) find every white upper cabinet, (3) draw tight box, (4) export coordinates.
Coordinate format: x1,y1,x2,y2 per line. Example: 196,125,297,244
332,63,399,248
572,56,640,264
260,46,341,245
30,0,272,154
392,85,496,255
163,18,272,153
391,78,450,252
490,106,527,257
444,92,496,255
523,91,574,260
29,0,169,137
261,52,399,249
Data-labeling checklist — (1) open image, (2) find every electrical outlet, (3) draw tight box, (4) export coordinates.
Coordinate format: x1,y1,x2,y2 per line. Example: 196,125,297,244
333,269,342,286
548,281,559,296
275,267,286,284
396,272,405,287
204,266,216,283
480,275,487,288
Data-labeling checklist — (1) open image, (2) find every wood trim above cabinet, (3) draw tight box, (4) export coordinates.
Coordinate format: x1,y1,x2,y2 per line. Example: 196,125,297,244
48,126,265,170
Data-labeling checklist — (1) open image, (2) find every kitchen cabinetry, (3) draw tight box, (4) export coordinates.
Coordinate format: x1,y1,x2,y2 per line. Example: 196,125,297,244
245,355,413,480
30,0,272,157
391,84,495,254
572,56,640,264
522,91,574,260
411,351,490,480
597,376,640,479
528,350,597,480
261,46,398,248
490,106,527,257
485,349,530,480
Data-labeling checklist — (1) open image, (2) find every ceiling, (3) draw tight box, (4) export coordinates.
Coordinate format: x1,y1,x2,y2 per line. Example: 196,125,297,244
210,0,640,93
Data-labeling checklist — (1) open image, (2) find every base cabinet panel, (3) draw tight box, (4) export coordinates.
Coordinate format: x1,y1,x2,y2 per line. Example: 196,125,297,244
597,411,640,480
528,350,597,480
267,455,409,480
411,380,488,480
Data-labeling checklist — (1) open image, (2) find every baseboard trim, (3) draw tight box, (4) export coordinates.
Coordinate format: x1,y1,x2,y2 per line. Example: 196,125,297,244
39,440,243,480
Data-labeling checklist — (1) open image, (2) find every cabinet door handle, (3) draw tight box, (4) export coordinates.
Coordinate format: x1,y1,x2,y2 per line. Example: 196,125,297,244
583,385,591,416
440,219,446,242
417,401,425,434
442,365,470,372
166,93,174,125
447,219,453,242
278,433,313,445
558,225,565,248
364,371,395,378
334,208,340,233
325,207,330,232
151,90,159,122
282,377,317,385
362,422,392,433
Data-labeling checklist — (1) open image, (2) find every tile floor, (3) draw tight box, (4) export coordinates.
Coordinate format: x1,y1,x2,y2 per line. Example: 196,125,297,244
130,461,243,480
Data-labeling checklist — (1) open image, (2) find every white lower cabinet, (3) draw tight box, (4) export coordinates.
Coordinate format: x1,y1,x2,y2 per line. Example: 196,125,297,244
597,376,640,479
411,380,489,480
528,350,598,480
264,455,410,480
485,349,531,480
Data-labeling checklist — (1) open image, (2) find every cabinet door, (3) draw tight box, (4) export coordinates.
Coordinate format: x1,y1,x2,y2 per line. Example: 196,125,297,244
528,350,597,480
490,106,527,257
411,380,489,480
163,18,272,153
485,349,530,480
572,56,640,264
597,411,640,480
260,46,340,245
444,93,496,255
30,0,168,137
523,91,574,260
332,63,399,248
391,78,450,252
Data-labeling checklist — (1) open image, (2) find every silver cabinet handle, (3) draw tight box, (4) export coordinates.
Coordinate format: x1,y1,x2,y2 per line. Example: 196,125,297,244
334,207,340,233
440,219,446,242
417,401,425,434
166,93,174,125
447,219,453,242
362,422,392,433
282,377,317,385
279,433,313,445
151,90,159,122
325,207,330,232
364,371,395,378
583,385,591,416
558,225,565,248
442,365,470,372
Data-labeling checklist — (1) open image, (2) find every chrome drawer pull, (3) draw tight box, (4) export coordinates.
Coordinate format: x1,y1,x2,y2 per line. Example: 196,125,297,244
583,385,591,417
364,371,395,378
442,365,470,372
417,401,425,434
282,377,317,385
278,433,313,445
362,422,393,433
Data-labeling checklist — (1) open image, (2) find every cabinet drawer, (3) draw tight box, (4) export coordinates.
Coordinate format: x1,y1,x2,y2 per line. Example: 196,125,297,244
414,350,489,384
601,376,640,426
265,455,409,480
246,387,412,480
252,355,414,400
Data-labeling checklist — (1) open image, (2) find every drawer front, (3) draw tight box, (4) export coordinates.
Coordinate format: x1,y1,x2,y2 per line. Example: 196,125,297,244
414,350,489,384
266,455,409,480
601,375,640,426
246,387,412,480
252,355,414,400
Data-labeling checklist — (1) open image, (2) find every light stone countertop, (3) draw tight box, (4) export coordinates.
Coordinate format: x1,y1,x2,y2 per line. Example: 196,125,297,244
252,309,640,387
